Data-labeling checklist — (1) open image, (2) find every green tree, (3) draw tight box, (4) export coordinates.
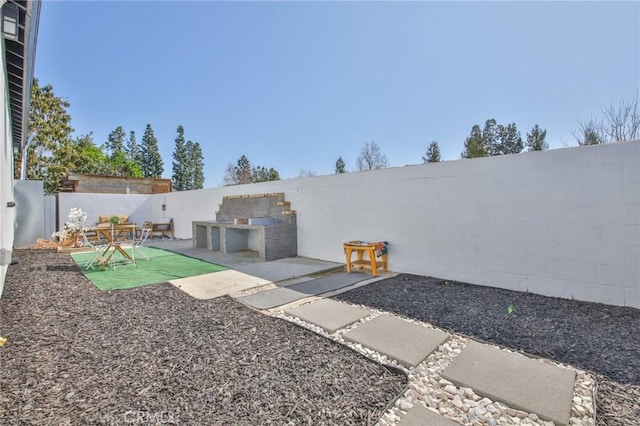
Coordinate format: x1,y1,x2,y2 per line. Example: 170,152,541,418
575,117,606,145
496,123,523,155
104,126,141,176
253,166,280,182
180,139,205,190
140,124,164,177
189,141,205,189
172,125,189,191
127,130,141,164
184,140,195,189
482,119,499,155
335,156,347,173
526,125,548,151
579,123,605,145
18,79,74,192
224,155,279,184
422,141,441,163
356,141,389,171
461,125,486,158
105,126,126,157
70,133,109,175
462,120,524,158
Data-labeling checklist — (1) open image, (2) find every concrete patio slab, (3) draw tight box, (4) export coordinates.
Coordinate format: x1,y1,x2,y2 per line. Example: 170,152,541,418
170,270,271,299
237,287,306,310
442,340,575,426
399,404,460,426
285,299,372,333
286,273,368,294
235,257,343,283
343,314,450,368
149,239,342,283
237,273,369,310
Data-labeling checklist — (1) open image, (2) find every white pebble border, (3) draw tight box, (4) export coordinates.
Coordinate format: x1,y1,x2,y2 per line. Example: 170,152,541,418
275,301,597,426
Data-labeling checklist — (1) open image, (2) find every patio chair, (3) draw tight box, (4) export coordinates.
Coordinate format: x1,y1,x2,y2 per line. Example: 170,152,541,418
81,230,111,269
130,226,152,262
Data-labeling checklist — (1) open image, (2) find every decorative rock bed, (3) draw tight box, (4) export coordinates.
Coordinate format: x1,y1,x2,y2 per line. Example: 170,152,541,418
277,305,597,425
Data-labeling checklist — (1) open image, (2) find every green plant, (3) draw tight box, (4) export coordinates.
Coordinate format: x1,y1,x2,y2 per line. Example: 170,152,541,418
507,305,517,314
108,215,121,224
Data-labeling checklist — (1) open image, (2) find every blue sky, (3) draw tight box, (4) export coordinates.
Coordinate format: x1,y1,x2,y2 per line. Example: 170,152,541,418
36,1,639,186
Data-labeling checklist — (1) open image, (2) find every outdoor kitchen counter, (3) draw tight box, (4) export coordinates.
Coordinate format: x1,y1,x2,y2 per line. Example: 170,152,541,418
192,220,297,262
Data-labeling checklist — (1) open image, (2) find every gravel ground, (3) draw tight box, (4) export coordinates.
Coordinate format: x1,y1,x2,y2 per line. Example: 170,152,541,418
0,250,405,425
334,274,640,426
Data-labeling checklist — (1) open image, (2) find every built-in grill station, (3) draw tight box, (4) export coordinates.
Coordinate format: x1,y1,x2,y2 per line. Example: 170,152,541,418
192,193,297,261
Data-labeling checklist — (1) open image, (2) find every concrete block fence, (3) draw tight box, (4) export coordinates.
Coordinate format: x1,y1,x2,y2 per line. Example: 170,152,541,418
61,141,639,308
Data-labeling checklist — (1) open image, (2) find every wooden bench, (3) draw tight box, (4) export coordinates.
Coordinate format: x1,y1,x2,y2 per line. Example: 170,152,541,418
148,219,174,239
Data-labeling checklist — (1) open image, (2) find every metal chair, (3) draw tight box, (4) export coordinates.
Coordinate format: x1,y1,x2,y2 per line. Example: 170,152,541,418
131,226,152,262
81,230,111,269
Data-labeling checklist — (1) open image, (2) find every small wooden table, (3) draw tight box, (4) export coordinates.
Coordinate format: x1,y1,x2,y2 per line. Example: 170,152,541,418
343,241,388,277
92,224,137,268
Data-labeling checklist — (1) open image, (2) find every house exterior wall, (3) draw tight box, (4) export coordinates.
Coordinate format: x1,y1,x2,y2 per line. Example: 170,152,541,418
0,49,14,296
157,141,639,308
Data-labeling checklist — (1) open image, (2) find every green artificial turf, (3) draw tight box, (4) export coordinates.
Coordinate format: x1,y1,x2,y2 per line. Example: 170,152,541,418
71,246,227,291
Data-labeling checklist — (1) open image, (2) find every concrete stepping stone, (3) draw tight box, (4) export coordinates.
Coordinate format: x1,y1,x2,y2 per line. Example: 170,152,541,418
399,404,460,426
285,299,372,333
442,340,575,426
237,273,368,309
170,270,271,299
343,314,449,367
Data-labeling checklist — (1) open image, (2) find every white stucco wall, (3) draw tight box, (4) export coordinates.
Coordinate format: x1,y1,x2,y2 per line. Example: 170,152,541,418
156,141,639,308
58,193,152,231
0,48,14,296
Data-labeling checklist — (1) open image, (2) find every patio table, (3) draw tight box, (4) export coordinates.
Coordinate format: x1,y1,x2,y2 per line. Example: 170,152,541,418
92,224,137,268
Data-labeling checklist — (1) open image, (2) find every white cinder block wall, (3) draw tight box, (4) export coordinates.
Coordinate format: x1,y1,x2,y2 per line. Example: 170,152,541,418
76,142,640,308
58,193,152,232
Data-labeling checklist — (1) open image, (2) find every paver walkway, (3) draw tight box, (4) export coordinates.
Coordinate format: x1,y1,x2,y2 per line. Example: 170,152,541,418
280,297,579,426
442,340,575,425
237,273,368,309
343,314,449,368
285,299,371,333
399,404,459,426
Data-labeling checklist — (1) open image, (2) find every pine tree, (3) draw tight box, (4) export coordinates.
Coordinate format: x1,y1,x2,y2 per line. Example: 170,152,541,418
496,123,523,155
482,119,499,156
172,125,189,191
190,142,205,189
461,125,486,158
105,126,126,157
335,156,347,173
105,127,130,176
422,141,441,163
127,130,141,164
140,124,164,178
526,125,548,151
253,166,279,182
184,140,196,190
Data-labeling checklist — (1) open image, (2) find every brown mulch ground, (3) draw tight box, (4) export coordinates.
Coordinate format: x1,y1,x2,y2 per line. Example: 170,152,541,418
0,250,406,425
335,273,640,426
